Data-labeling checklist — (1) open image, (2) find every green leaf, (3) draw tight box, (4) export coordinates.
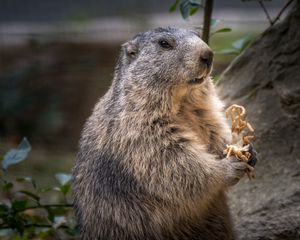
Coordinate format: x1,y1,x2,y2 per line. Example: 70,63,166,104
35,228,55,238
39,186,54,193
175,0,202,19
179,0,192,19
17,176,32,182
189,6,199,16
3,182,13,191
48,206,69,216
2,137,31,170
52,184,71,196
65,225,80,236
169,0,179,12
53,216,66,229
216,36,253,56
215,48,240,55
0,204,9,217
17,176,37,189
55,173,71,186
52,187,61,192
45,207,69,223
19,190,40,201
232,36,252,50
46,208,55,222
210,18,220,28
12,200,28,211
189,0,202,6
13,217,25,235
211,27,232,35
60,184,71,196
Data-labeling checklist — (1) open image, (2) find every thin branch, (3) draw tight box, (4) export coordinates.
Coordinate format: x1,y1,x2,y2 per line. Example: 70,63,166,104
24,224,70,229
14,203,73,213
258,0,273,26
0,223,71,229
271,0,295,25
26,203,73,209
202,0,214,44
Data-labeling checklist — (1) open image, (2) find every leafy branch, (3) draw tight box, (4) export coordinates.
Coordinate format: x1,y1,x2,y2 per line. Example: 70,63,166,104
216,35,254,55
13,204,73,213
169,0,235,46
0,138,79,239
170,0,213,41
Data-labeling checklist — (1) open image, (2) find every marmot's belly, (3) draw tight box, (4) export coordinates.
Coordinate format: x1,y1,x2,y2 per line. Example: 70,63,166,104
98,191,233,240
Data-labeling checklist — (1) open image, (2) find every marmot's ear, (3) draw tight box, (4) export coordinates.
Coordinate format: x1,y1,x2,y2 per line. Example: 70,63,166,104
122,41,138,60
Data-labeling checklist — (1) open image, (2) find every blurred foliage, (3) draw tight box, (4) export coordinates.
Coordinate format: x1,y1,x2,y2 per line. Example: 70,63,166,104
0,40,111,149
170,0,294,56
0,58,63,144
169,0,203,19
215,35,254,55
169,0,253,56
0,138,79,239
169,0,283,58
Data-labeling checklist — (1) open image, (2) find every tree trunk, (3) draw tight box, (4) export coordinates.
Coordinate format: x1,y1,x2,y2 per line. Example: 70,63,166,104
202,0,214,44
217,1,300,239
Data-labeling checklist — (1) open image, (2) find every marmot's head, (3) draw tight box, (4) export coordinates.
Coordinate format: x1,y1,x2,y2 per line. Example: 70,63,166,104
116,27,213,90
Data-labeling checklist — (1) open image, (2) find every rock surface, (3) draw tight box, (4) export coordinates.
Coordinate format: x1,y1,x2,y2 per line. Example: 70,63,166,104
217,1,300,239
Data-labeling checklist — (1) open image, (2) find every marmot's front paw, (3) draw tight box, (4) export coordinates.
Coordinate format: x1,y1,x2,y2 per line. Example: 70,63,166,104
247,144,258,167
221,156,253,186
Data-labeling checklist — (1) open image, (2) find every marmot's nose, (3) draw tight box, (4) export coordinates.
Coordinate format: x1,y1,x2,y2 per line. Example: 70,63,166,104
200,50,213,68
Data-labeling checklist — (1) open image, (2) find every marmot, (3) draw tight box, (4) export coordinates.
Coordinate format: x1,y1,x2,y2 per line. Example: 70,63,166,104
72,27,253,240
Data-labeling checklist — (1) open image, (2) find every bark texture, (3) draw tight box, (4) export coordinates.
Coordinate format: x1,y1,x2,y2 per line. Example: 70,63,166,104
217,1,300,239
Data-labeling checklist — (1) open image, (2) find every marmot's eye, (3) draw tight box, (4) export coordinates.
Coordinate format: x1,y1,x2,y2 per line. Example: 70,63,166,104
159,40,172,49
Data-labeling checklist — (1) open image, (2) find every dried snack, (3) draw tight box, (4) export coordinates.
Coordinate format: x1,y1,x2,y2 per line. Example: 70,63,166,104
224,104,256,179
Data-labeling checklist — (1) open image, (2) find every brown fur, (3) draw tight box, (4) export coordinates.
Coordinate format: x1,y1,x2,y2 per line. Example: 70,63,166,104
72,27,248,239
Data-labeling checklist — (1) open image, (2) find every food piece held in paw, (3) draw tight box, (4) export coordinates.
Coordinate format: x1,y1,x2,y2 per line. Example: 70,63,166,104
224,104,256,180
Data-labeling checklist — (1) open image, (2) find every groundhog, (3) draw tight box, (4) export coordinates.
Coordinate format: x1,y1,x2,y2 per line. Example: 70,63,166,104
72,27,254,240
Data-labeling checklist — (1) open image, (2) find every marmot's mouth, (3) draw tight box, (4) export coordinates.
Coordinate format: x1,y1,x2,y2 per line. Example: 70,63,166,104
188,77,204,85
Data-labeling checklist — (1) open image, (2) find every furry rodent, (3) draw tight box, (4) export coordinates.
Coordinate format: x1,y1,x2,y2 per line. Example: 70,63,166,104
72,27,250,240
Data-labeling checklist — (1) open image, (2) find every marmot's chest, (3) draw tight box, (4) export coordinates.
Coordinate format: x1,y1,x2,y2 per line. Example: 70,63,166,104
171,84,228,157
180,107,226,157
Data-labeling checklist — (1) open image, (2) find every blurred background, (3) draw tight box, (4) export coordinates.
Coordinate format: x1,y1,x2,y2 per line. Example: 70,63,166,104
0,0,286,183
1,1,299,239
